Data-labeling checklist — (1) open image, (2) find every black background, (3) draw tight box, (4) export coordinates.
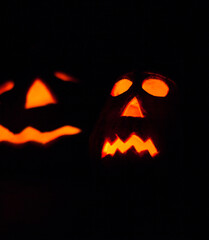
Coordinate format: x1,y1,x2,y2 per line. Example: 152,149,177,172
0,0,208,239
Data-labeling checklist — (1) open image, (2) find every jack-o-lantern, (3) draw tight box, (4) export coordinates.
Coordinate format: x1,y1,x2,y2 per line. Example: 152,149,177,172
90,70,179,166
0,70,87,177
0,68,94,237
89,70,183,234
0,76,81,144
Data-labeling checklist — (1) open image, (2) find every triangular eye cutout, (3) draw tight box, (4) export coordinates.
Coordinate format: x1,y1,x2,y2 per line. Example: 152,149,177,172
25,79,57,109
121,97,144,118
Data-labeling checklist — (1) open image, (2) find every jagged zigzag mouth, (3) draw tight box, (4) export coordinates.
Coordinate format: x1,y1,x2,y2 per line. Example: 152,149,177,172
0,125,82,145
101,133,158,158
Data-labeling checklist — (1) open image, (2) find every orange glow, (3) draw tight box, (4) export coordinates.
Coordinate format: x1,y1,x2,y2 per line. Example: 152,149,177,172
0,81,15,95
111,79,133,97
121,97,144,118
0,125,81,145
54,72,77,82
102,133,158,158
25,79,57,109
142,79,169,97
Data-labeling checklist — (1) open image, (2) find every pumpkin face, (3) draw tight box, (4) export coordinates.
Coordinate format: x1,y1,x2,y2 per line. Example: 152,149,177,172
0,76,81,145
90,71,178,162
0,70,86,176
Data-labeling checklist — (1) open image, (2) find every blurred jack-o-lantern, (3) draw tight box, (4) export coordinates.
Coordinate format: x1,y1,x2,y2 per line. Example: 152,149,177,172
0,68,93,237
0,70,87,177
90,71,179,166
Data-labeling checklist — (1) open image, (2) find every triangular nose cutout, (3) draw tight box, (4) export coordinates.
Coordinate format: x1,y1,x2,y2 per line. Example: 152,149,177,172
121,97,144,118
25,79,57,109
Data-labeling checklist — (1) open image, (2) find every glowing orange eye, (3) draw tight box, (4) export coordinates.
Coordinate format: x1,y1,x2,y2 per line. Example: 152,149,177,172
54,71,77,82
110,79,133,97
0,81,15,95
25,79,57,109
142,79,169,97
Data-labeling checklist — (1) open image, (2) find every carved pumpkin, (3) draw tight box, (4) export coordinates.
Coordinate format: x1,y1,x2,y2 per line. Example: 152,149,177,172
90,70,179,164
89,70,183,234
0,70,86,176
0,77,81,144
